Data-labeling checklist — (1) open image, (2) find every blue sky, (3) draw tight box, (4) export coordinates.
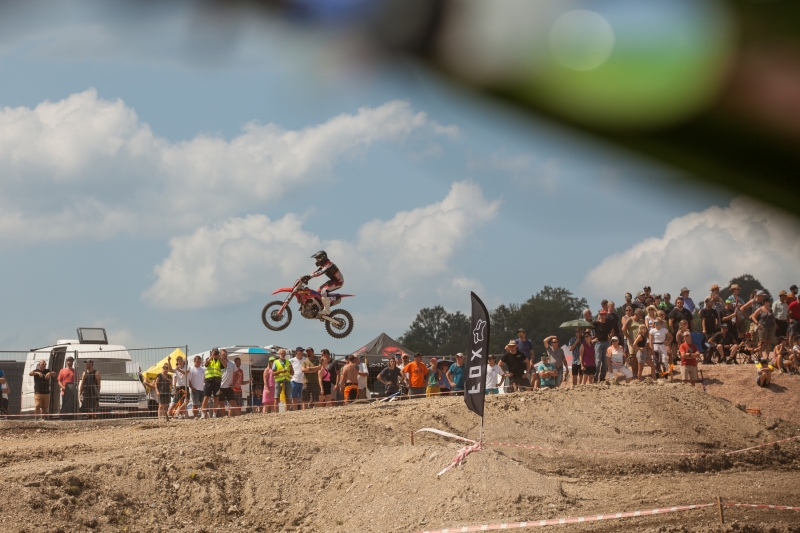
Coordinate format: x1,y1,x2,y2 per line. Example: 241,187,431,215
1,2,797,354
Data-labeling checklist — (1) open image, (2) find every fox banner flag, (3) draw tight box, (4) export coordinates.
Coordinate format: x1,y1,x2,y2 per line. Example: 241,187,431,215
465,291,490,418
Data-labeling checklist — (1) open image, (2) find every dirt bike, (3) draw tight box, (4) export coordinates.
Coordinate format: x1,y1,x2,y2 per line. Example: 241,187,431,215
261,278,355,339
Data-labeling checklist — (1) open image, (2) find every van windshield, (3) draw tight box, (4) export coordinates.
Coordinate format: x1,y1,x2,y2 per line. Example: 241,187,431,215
78,359,139,381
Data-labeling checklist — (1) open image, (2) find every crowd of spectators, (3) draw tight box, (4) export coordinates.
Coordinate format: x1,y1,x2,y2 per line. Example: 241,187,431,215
99,282,800,420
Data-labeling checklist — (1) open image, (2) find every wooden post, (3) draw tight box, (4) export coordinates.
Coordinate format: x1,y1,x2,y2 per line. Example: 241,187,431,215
717,495,724,524
410,430,414,446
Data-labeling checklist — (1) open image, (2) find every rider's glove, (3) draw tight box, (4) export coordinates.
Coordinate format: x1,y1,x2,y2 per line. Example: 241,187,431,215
301,275,311,283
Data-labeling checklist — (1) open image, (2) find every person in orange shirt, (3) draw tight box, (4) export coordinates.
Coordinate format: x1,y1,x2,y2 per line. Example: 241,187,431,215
402,353,429,399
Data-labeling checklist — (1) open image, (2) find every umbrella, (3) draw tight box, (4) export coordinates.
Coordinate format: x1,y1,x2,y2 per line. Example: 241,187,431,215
233,347,270,365
559,319,593,328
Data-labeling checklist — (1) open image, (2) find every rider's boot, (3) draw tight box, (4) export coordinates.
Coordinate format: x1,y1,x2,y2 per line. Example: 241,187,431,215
321,297,331,316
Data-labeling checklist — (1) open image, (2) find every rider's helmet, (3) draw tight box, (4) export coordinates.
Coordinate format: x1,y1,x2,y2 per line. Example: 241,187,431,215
311,250,328,267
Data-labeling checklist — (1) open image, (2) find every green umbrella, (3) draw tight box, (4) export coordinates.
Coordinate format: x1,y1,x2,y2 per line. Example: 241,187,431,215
559,319,593,328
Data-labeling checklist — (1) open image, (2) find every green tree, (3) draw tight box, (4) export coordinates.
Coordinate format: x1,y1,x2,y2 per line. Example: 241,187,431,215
397,306,470,356
719,274,771,302
489,286,588,355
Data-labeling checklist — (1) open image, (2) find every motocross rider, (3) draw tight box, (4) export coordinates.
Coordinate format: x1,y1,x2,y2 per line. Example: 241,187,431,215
302,251,343,316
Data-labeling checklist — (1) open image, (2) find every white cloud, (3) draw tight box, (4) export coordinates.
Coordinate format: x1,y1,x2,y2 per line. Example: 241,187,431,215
581,197,800,299
0,89,453,242
143,181,499,309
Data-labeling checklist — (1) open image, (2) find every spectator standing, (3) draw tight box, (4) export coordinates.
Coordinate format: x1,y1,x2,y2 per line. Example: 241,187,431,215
515,329,534,361
592,310,614,382
144,363,173,420
169,356,189,419
485,355,504,394
261,356,276,413
356,355,369,399
642,285,653,300
668,297,693,336
579,331,595,385
338,355,360,404
634,325,654,380
607,301,622,341
659,293,674,313
271,350,292,409
289,348,306,411
535,352,558,389
216,350,238,417
606,337,632,383
756,358,774,388
426,358,442,397
231,357,250,415
788,297,800,346
501,340,529,392
742,290,767,344
649,319,672,379
623,293,636,312
403,353,428,398
678,338,700,386
680,287,695,313
0,380,8,418
447,353,466,395
751,299,777,359
568,328,583,386
582,309,595,327
645,306,658,329
30,359,56,421
708,323,739,364
633,292,647,311
709,284,725,320
201,348,223,419
625,309,644,378
399,354,411,397
319,351,333,407
57,356,76,414
187,356,205,419
774,291,789,338
377,357,402,396
437,362,451,396
79,360,100,419
699,298,720,340
542,335,567,387
301,348,322,409
787,285,798,305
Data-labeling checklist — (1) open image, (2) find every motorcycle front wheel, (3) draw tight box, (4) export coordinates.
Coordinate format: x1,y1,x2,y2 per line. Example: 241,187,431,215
262,301,293,331
325,309,354,339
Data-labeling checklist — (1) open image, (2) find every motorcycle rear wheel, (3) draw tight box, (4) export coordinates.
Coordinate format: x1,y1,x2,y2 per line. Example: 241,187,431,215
325,309,354,339
262,301,293,331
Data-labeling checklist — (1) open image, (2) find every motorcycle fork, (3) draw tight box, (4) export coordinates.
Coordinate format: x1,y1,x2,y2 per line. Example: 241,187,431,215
278,291,296,315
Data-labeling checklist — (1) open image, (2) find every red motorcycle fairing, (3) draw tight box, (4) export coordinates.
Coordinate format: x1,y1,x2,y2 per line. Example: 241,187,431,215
271,287,296,295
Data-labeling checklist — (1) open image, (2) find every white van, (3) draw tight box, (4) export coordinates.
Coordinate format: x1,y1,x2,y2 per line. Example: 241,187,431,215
21,328,148,417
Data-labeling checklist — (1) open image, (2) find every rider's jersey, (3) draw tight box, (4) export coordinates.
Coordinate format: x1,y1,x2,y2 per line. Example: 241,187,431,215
311,261,343,284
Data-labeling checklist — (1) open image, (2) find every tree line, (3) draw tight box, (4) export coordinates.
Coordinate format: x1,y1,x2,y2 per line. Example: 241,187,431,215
397,286,588,357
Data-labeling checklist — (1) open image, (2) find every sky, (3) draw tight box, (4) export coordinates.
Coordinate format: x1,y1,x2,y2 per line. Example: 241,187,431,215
1,1,798,355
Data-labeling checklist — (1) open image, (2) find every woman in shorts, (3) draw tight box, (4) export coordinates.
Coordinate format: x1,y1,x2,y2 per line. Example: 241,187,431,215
606,336,632,382
319,351,333,406
579,331,595,385
635,324,654,380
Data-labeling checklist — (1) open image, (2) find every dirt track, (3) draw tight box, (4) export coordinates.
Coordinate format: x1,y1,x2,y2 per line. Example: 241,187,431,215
1,373,799,533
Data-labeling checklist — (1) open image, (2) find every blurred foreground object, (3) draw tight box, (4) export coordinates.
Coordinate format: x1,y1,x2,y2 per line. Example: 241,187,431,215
274,0,800,213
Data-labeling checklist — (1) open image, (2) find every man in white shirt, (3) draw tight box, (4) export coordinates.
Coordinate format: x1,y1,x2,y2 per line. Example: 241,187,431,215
485,355,504,394
289,347,306,411
356,355,369,399
187,355,205,419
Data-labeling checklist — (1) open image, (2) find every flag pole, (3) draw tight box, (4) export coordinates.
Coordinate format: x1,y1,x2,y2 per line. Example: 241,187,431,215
479,415,484,443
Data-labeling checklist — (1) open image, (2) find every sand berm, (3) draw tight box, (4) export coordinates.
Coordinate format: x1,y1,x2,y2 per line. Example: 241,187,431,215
1,369,799,533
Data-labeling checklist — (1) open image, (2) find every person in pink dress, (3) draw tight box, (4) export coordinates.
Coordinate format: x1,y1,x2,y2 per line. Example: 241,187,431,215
262,356,276,413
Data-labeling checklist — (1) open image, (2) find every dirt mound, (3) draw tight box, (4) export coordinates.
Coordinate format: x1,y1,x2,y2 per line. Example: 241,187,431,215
700,363,800,424
1,381,799,533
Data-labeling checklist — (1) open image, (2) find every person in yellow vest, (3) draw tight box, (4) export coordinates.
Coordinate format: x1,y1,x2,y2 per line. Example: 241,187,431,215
272,349,293,411
201,348,223,419
756,358,774,388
